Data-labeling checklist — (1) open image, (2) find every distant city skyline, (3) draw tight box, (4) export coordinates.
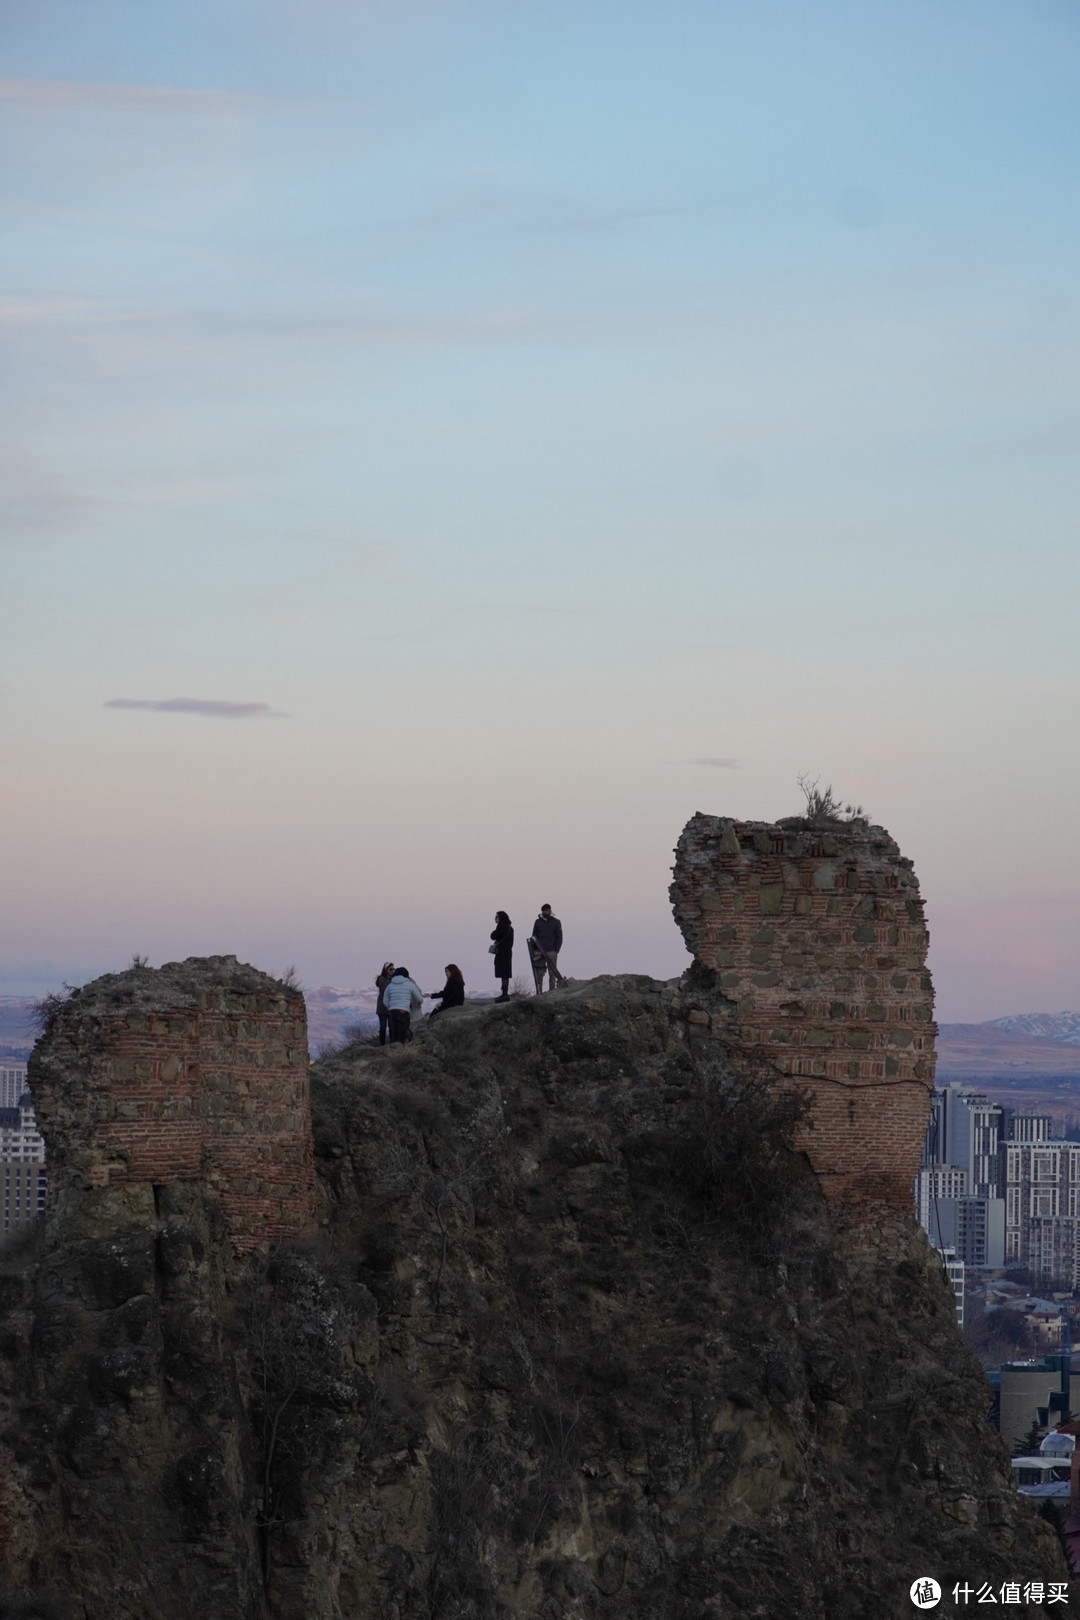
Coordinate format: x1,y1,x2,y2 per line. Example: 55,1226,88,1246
3,1,1079,1021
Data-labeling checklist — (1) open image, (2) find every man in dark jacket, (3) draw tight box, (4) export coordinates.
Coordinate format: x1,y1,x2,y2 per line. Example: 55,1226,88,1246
530,904,563,992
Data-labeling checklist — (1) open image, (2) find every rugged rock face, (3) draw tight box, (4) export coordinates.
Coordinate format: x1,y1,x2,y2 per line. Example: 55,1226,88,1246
0,1181,265,1618
670,815,936,1218
0,974,1071,1619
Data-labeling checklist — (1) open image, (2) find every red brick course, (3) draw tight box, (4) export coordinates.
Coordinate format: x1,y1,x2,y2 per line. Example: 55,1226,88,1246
28,956,316,1253
670,816,937,1219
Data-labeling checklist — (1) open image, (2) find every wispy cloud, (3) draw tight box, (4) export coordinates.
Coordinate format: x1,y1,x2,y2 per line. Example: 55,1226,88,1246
202,306,554,348
0,453,121,543
0,298,104,329
105,698,289,719
0,78,262,114
692,757,740,769
0,294,560,350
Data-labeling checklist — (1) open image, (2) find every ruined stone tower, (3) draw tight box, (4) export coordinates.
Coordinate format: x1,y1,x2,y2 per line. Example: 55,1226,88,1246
29,955,316,1252
670,813,936,1217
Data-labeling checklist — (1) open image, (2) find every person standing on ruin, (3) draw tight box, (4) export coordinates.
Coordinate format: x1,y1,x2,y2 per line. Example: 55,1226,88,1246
491,911,514,1001
383,966,424,1043
375,961,395,1045
530,904,563,991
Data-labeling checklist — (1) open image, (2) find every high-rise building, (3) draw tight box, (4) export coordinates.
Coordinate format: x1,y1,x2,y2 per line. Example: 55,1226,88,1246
938,1247,965,1327
915,1164,968,1228
0,1087,47,1233
0,1093,45,1164
1,1162,47,1233
1029,1217,1080,1293
918,1086,1006,1269
921,1084,1004,1197
0,1061,28,1110
927,1194,1005,1270
1008,1115,1052,1144
918,1087,1080,1276
1005,1141,1080,1267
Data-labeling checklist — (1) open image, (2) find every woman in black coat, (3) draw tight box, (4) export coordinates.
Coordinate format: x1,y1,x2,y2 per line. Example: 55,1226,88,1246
491,912,513,1001
428,964,465,1016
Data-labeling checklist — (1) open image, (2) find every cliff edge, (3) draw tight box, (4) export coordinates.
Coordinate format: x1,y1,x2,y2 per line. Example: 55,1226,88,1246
0,969,1071,1619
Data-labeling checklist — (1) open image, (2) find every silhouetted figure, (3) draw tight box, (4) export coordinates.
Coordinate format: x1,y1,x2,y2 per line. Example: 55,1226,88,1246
428,964,465,1016
375,961,395,1045
383,966,423,1043
530,904,563,992
491,912,514,1001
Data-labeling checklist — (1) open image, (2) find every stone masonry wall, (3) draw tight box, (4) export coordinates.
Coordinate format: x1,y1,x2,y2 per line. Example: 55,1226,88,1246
670,814,936,1218
28,956,316,1253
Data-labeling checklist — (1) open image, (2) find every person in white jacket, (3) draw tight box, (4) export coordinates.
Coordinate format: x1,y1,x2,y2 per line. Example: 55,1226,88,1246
383,967,424,1044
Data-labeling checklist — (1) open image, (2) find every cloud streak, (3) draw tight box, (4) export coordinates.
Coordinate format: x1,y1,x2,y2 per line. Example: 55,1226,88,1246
0,295,562,350
105,698,288,719
0,78,262,114
692,757,741,769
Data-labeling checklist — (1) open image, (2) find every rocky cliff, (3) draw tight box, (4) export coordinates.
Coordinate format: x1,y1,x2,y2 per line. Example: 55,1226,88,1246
0,969,1072,1619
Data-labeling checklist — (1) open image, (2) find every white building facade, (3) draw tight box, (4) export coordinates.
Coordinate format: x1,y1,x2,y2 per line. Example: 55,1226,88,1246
0,1084,47,1233
0,1094,45,1164
1006,1141,1080,1273
0,1061,28,1111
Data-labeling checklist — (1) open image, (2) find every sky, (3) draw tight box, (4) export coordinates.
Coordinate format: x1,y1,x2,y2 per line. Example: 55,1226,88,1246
2,0,1079,1020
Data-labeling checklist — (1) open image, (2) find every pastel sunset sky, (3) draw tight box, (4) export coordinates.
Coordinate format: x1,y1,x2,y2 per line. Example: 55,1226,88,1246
2,0,1078,1020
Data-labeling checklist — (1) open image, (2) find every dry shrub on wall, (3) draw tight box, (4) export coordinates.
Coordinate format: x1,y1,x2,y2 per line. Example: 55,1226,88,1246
32,991,71,1041
795,773,869,825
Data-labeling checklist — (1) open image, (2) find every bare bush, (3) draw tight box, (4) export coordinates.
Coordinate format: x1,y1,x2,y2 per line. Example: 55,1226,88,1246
796,773,869,824
33,989,74,1038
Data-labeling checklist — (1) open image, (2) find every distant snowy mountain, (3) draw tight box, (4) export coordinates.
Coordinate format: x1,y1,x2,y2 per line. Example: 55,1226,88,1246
304,986,381,1053
937,1012,1080,1078
987,1012,1080,1046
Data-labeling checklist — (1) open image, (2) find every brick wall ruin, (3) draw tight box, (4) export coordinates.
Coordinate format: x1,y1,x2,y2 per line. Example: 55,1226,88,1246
670,813,936,1218
28,956,316,1253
